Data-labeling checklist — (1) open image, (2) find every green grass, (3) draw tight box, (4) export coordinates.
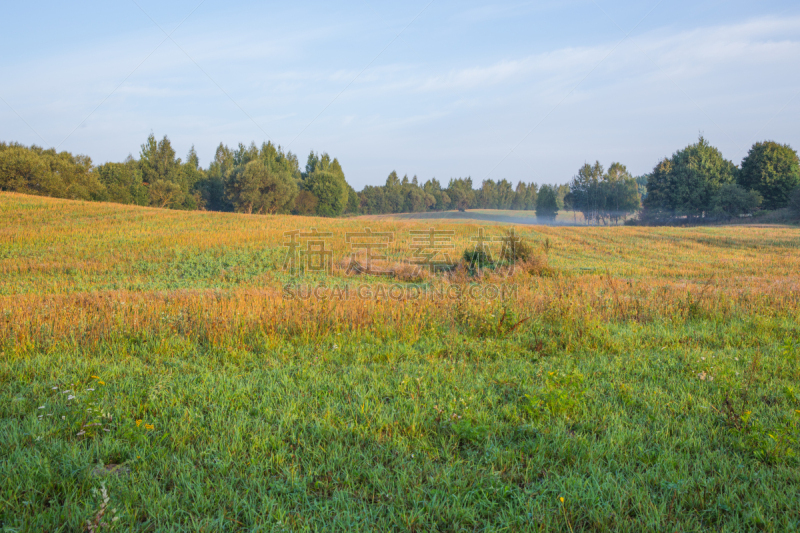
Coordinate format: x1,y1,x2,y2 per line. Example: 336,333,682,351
3,318,800,531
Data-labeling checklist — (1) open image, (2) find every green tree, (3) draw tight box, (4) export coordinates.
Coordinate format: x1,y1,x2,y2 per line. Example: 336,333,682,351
447,178,475,211
0,143,102,200
738,141,800,210
182,146,206,209
149,180,183,208
94,157,148,205
556,184,570,210
536,185,559,221
604,162,640,224
496,179,515,209
512,181,527,210
302,151,349,216
478,179,498,209
406,186,434,212
226,160,297,214
0,144,59,196
358,185,387,214
197,143,235,212
383,171,404,213
525,183,538,210
569,161,605,224
140,134,182,185
345,184,360,214
305,170,347,217
643,136,737,221
635,174,649,198
293,190,319,215
710,183,762,220
423,178,450,211
139,134,202,209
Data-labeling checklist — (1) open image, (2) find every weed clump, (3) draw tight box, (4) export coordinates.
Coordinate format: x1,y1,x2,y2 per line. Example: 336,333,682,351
462,249,492,270
461,231,554,277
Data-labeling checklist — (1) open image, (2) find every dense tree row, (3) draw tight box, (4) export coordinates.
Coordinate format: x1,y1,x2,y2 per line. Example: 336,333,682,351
0,134,569,219
0,135,355,218
1,134,798,224
564,162,641,224
358,174,543,215
640,137,800,222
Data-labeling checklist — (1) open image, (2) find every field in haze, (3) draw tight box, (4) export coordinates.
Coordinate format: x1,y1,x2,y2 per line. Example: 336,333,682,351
356,209,588,226
2,192,800,531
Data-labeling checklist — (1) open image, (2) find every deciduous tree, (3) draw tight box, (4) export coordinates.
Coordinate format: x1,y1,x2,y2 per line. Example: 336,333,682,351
738,141,800,210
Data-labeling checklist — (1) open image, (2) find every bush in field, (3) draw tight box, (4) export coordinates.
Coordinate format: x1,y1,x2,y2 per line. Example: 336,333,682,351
513,236,554,277
508,232,535,263
462,230,546,275
463,248,492,269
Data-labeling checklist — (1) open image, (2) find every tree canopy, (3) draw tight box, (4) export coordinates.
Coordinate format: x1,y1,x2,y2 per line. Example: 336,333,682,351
535,185,559,220
566,161,640,224
643,136,737,221
738,141,800,210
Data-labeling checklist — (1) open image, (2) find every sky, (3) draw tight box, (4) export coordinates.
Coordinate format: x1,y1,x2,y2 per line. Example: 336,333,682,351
2,0,799,189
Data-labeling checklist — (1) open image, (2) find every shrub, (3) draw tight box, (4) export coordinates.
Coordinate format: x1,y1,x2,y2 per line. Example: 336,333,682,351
462,249,492,269
510,235,535,263
709,183,762,220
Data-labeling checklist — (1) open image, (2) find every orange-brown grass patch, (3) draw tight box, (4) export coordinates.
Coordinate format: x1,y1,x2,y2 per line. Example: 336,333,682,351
1,192,799,348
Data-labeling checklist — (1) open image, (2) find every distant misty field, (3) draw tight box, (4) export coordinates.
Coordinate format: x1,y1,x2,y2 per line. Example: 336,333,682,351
357,209,588,225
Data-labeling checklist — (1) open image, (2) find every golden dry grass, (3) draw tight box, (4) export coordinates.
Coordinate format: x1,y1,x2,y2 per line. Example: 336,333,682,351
1,191,798,348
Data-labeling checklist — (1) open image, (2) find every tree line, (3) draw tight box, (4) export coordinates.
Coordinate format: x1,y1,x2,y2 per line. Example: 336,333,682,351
639,137,800,223
0,133,569,219
0,135,356,218
357,174,569,218
1,133,797,224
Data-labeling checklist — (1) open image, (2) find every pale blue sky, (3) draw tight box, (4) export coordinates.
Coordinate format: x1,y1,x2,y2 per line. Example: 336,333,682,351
2,0,799,188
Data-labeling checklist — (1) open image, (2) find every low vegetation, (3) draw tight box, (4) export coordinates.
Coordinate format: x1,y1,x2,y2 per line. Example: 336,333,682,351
1,193,799,530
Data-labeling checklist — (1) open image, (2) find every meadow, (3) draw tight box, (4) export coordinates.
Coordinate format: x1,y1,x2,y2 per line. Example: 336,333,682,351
1,191,800,532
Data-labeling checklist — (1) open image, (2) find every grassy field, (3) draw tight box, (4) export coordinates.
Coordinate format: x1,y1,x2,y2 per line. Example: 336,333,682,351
2,192,800,531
